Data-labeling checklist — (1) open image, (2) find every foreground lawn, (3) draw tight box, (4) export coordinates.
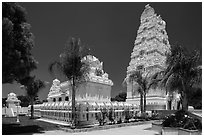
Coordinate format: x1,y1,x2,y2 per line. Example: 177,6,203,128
2,116,60,135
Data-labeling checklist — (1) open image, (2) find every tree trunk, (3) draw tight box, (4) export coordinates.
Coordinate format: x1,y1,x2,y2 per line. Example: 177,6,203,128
71,77,76,128
140,93,143,113
132,80,134,99
143,92,146,113
30,98,34,119
182,93,188,111
181,80,188,111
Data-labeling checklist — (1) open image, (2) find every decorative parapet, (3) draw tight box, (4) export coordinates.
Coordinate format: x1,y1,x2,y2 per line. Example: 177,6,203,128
83,55,113,86
74,93,110,102
88,75,113,86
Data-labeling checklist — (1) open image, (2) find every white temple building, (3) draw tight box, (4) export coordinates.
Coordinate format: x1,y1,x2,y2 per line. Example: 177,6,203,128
125,4,180,110
33,55,137,127
31,5,183,127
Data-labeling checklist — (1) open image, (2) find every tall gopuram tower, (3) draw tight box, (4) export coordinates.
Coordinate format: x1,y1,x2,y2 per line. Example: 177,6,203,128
126,4,171,110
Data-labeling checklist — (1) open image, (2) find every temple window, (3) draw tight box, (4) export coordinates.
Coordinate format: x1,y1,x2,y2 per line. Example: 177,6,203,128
143,27,147,31
65,96,69,101
137,65,144,70
139,50,145,56
53,98,56,102
58,97,62,102
87,113,89,121
95,68,103,76
141,37,146,42
86,107,89,121
163,39,167,45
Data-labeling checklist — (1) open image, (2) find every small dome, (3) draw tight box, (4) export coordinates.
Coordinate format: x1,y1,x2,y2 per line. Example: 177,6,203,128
8,92,17,98
83,55,99,62
53,79,60,85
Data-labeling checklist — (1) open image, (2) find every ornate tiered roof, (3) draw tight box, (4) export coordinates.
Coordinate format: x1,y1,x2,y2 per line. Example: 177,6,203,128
127,4,170,78
48,55,113,99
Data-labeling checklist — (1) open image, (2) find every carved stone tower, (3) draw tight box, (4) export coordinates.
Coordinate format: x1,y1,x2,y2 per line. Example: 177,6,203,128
126,4,171,110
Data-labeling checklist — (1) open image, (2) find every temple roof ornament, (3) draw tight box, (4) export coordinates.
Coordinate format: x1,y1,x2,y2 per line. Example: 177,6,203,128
6,92,20,102
82,55,113,85
141,4,155,21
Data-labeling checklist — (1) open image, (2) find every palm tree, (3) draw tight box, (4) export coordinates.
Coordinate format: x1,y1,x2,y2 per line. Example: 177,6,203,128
48,38,90,128
127,71,144,113
155,45,201,111
21,76,45,119
127,70,160,114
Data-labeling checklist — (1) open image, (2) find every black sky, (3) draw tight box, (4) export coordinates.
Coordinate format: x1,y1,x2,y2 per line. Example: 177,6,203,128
2,2,202,100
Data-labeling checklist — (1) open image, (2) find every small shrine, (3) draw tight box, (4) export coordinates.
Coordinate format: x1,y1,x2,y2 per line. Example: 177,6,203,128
6,92,21,108
4,92,21,117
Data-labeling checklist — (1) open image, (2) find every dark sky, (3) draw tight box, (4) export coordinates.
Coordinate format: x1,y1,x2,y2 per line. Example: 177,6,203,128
2,2,202,100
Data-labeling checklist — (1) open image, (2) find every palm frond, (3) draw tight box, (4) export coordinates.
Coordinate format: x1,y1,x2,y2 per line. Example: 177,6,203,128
49,37,91,86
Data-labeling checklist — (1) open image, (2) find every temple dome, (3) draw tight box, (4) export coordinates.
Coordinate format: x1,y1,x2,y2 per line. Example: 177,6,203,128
8,92,17,98
53,79,60,86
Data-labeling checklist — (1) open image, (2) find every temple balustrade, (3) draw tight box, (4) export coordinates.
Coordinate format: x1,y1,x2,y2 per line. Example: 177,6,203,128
29,101,138,125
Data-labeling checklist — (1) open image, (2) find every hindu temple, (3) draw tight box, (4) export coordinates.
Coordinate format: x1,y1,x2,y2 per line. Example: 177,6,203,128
33,55,137,126
31,4,182,127
125,4,180,110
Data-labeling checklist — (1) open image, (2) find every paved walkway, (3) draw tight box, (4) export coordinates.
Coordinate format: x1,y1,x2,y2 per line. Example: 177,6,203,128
37,118,71,126
34,123,159,135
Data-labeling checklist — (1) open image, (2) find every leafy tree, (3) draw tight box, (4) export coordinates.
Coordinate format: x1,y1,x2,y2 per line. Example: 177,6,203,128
111,92,127,102
17,95,30,107
49,37,90,128
21,76,45,119
34,95,42,104
155,45,201,110
2,2,37,84
188,87,202,109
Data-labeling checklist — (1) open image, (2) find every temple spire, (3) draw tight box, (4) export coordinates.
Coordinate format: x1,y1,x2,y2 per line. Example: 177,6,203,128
127,4,170,77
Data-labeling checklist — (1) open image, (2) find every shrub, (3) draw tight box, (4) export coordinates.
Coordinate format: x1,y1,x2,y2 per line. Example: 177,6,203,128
96,108,108,126
108,109,115,124
117,117,122,124
162,110,202,130
124,109,131,122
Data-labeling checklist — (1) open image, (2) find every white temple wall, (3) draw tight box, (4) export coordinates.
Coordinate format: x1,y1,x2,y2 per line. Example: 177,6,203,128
126,83,132,99
76,81,111,100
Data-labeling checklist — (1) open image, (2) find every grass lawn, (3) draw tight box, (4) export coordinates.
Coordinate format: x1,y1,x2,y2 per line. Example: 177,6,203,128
2,116,60,135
